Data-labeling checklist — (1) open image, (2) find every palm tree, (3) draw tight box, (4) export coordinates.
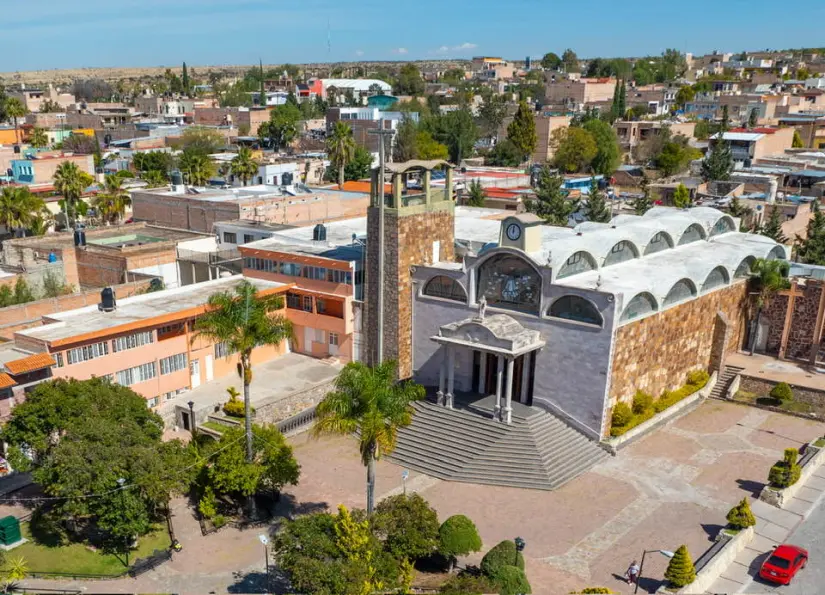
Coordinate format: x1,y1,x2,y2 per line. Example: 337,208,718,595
178,151,216,186
142,170,168,188
193,280,292,464
0,186,47,237
53,161,93,228
326,121,356,189
313,360,425,514
29,127,49,148
28,215,52,236
748,258,790,355
4,98,28,145
91,174,132,224
230,147,258,186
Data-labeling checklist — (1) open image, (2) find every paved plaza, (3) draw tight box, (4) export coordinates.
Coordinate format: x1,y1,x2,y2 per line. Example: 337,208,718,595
19,400,825,594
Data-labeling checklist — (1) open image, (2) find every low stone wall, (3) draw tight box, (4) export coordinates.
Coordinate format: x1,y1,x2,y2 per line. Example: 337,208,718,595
680,526,755,595
606,372,717,452
253,379,334,424
759,444,825,509
739,375,825,408
726,375,741,399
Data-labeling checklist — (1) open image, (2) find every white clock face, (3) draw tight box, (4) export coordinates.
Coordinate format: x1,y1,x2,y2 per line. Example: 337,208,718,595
506,223,522,241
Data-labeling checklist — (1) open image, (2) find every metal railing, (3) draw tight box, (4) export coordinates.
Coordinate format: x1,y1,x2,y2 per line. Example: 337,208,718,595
276,405,317,435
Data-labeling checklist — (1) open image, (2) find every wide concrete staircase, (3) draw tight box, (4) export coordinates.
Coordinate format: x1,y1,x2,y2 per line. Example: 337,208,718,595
709,364,744,399
387,400,610,490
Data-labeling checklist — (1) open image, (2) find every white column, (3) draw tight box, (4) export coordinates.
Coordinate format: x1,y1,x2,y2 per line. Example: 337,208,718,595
520,353,531,404
494,355,504,421
437,348,446,406
446,345,455,409
478,352,487,395
504,357,515,424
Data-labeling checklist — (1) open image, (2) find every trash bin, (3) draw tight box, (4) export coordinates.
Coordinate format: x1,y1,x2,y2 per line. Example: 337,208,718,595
0,516,21,546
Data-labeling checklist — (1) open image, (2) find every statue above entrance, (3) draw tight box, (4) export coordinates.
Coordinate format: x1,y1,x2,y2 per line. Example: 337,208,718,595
475,296,487,322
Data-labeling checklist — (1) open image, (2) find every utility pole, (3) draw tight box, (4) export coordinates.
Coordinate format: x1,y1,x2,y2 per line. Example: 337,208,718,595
368,122,395,365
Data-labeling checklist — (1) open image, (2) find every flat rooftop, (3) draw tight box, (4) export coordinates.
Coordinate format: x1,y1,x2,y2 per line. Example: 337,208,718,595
17,276,288,345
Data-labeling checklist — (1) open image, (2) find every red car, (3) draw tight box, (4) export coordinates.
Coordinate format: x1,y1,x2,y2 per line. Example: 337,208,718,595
759,544,808,585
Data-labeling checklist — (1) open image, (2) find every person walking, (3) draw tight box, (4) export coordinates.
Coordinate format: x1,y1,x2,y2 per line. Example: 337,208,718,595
626,560,640,585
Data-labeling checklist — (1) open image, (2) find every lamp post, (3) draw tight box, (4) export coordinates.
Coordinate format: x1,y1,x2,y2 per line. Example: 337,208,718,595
187,400,196,439
117,477,129,567
514,536,526,566
401,469,409,496
635,549,674,594
258,534,269,591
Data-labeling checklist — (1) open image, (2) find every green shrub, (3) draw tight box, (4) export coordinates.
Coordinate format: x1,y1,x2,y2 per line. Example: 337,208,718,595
571,589,614,594
770,382,794,401
439,515,482,568
726,498,756,530
372,493,440,560
611,402,633,427
439,573,496,595
481,540,525,579
493,566,532,595
687,369,710,387
222,395,254,418
664,545,696,588
610,408,655,437
768,448,801,488
632,390,653,415
213,514,227,528
198,487,218,519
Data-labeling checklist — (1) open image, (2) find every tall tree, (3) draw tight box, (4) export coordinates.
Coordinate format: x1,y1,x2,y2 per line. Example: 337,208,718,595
761,205,787,244
561,49,579,73
796,201,825,265
435,108,478,165
259,59,266,107
4,98,27,145
541,52,562,70
618,80,627,118
586,177,611,222
230,146,259,186
259,102,301,151
313,360,425,514
91,174,132,224
194,281,293,467
527,166,578,226
631,173,653,215
477,95,507,140
395,64,425,96
700,139,733,182
29,127,48,148
466,179,485,207
748,107,759,129
53,161,94,228
393,118,418,163
747,258,790,354
179,150,216,186
673,183,691,208
792,129,805,148
551,127,597,173
182,62,190,95
0,186,46,236
582,119,620,176
609,81,621,122
326,121,356,188
506,101,537,163
721,105,730,132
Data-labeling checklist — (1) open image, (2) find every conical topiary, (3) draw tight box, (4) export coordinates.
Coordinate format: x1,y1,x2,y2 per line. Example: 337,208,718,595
726,498,756,530
664,545,696,588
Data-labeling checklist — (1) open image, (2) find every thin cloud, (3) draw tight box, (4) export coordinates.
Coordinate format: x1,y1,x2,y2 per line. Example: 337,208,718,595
355,49,364,56
432,42,478,55
392,47,408,55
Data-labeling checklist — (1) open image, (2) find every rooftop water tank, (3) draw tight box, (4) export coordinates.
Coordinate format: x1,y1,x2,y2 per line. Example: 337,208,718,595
313,224,327,242
100,287,116,312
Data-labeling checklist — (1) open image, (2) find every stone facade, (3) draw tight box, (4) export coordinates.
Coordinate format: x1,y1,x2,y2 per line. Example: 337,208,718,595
763,280,825,361
610,281,748,405
365,202,455,378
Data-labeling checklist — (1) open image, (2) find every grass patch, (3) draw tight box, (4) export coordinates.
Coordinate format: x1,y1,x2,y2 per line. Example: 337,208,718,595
814,438,825,448
18,522,170,576
201,421,229,433
734,391,813,415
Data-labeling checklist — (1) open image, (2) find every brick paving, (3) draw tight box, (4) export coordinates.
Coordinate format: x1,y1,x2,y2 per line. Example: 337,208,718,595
18,400,825,595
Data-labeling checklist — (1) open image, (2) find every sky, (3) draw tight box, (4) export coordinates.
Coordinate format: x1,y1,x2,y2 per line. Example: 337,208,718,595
2,0,825,72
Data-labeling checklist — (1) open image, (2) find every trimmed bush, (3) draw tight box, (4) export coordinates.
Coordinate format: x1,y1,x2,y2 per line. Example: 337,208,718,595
372,493,440,560
439,574,496,595
223,395,245,418
632,390,653,415
611,402,633,428
610,408,655,437
726,498,756,530
481,540,525,579
494,566,532,595
439,515,482,571
770,382,793,401
664,545,696,588
687,369,710,387
768,448,802,488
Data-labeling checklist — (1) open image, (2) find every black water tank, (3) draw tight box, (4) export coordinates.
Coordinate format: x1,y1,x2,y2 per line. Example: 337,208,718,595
313,224,327,241
73,228,86,247
282,172,294,185
100,287,116,312
13,145,20,154
170,170,184,186
103,134,112,146
149,278,164,292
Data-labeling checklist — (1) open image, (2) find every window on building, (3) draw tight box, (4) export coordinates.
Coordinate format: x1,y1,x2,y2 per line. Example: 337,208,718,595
147,396,159,408
157,323,185,339
116,362,157,386
477,254,541,314
620,292,658,322
329,332,339,346
286,292,302,309
327,269,353,284
303,296,313,312
734,257,755,278
55,352,64,368
422,276,467,302
711,217,735,236
67,341,109,365
223,232,237,244
603,241,639,267
280,262,302,276
113,331,154,352
302,266,327,280
767,245,787,260
316,298,327,314
663,279,697,306
701,266,730,292
215,341,237,359
160,353,187,375
556,251,597,279
678,224,705,245
243,234,255,244
548,295,603,326
644,232,674,256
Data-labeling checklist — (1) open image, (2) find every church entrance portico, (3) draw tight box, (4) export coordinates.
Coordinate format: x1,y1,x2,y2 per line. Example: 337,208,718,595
431,308,545,424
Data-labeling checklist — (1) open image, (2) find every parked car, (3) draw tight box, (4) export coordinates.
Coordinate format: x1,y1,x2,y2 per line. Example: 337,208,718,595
759,544,808,585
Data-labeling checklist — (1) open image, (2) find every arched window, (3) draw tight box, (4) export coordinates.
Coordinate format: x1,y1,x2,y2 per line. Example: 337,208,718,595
734,257,755,279
644,232,674,256
710,216,735,236
620,293,657,322
476,253,542,314
663,278,697,306
556,251,597,279
701,266,730,292
603,241,639,267
678,223,706,245
423,276,467,302
548,295,603,326
767,245,787,260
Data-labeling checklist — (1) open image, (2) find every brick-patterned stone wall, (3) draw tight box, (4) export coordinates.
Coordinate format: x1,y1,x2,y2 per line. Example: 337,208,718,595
761,280,825,362
365,202,455,378
764,294,789,354
610,282,748,405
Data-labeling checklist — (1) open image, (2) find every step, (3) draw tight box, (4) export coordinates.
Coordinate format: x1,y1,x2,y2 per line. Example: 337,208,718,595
398,421,503,450
392,433,481,463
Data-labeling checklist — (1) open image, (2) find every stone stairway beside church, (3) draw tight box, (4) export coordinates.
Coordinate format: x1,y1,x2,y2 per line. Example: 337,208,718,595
709,364,744,399
387,399,610,491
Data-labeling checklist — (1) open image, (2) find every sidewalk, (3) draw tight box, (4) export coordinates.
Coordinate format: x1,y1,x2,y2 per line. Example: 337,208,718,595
708,465,825,593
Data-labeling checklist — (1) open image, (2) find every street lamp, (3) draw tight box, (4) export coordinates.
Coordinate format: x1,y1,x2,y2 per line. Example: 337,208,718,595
117,477,129,567
635,549,675,594
514,536,526,566
187,400,196,439
401,470,409,496
258,534,269,590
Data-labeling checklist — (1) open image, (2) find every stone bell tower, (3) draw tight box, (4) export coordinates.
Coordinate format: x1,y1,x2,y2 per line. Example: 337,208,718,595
365,160,455,378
